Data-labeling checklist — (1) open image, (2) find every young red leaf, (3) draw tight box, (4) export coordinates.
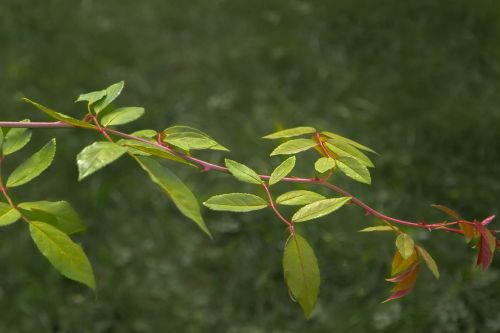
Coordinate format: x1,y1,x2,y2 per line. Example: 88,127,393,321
382,289,412,303
386,263,419,283
475,225,496,271
459,222,477,243
481,215,496,226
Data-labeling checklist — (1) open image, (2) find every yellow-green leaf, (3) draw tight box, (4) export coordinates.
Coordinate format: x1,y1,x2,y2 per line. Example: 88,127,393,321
269,156,296,185
203,193,268,212
321,131,377,154
19,201,85,235
23,98,96,129
0,202,21,226
263,126,316,139
396,233,415,259
163,126,229,151
100,107,145,126
7,139,56,188
118,140,194,166
335,156,371,184
92,81,125,113
30,221,95,290
416,246,439,279
359,226,396,232
270,139,317,156
136,156,211,238
292,197,351,223
225,159,262,185
314,157,335,173
325,141,374,168
77,142,128,181
283,233,320,319
276,190,326,206
2,121,32,155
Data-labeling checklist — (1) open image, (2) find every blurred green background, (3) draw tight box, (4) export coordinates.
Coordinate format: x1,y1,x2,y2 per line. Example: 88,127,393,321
1,0,500,332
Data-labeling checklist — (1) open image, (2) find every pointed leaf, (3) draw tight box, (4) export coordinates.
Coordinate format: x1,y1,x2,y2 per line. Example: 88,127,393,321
431,204,460,219
23,98,95,129
359,226,395,232
225,159,262,184
325,141,374,167
136,156,211,237
75,90,106,105
163,126,229,151
263,126,316,139
391,250,418,276
118,140,194,166
335,156,371,184
276,190,326,206
283,233,320,319
2,122,32,155
92,81,125,113
269,156,296,185
386,263,419,282
130,129,157,138
203,193,268,212
395,234,415,259
0,202,21,226
19,201,85,235
314,157,335,173
30,221,95,289
100,107,145,126
7,139,56,188
292,197,351,223
416,246,439,279
321,131,377,154
382,289,412,303
165,132,220,151
270,139,317,156
476,225,496,271
77,142,127,181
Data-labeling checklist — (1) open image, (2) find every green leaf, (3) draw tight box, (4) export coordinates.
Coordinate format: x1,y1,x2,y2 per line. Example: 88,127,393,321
75,90,106,105
314,157,335,173
270,139,317,156
225,159,262,185
92,81,125,114
203,193,268,212
269,156,296,185
321,131,377,154
2,121,32,155
276,190,326,206
431,204,460,219
335,156,371,184
136,156,211,238
396,233,415,260
100,107,145,126
163,125,229,151
164,132,220,151
417,246,439,279
23,98,95,129
325,141,374,168
6,139,56,188
263,126,316,139
30,221,95,289
0,202,21,226
19,201,85,235
0,127,4,148
118,140,194,166
292,197,351,223
283,233,320,319
77,142,127,181
359,226,396,232
130,129,157,138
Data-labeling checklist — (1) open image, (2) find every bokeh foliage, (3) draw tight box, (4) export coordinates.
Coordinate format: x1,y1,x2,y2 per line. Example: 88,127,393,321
1,0,500,332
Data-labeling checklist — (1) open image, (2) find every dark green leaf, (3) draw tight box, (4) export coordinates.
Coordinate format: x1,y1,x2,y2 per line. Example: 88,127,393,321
136,156,211,237
335,156,371,184
100,107,145,126
23,98,95,129
203,193,268,212
292,197,351,223
321,131,377,154
270,139,317,156
30,221,95,289
283,233,320,319
2,121,32,155
276,190,326,206
314,157,335,173
7,139,56,188
225,159,262,184
19,201,85,235
0,202,21,226
77,142,128,181
396,233,415,259
92,81,125,113
269,156,296,185
263,126,316,139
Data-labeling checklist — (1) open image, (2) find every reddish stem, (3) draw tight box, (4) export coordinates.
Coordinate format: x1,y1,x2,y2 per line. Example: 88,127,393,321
261,182,294,234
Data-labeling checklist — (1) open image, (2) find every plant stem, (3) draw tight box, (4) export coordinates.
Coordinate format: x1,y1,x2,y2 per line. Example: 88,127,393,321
0,120,467,234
